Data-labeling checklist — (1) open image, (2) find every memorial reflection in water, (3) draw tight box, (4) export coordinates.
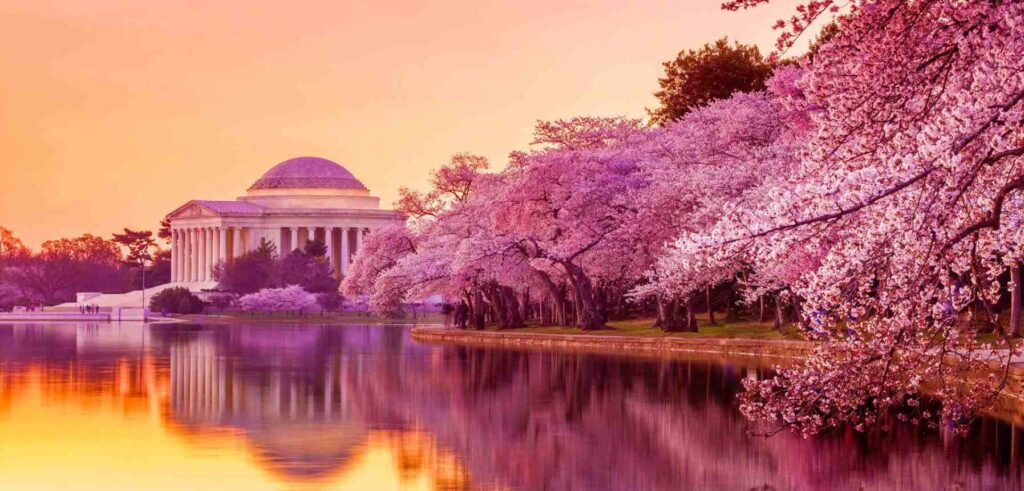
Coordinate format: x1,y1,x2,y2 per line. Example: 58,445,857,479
0,322,1021,490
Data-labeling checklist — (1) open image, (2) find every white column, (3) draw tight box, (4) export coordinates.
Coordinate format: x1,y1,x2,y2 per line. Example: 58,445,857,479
173,230,179,283
202,228,210,281
191,228,198,282
340,227,350,275
170,230,178,283
233,227,242,258
179,229,187,282
175,231,183,284
307,227,315,248
184,229,193,282
251,227,262,251
197,228,205,282
355,227,363,255
195,228,202,282
184,229,191,283
274,227,284,253
205,227,214,280
180,229,187,283
219,227,227,265
290,227,299,253
211,227,219,273
325,227,335,276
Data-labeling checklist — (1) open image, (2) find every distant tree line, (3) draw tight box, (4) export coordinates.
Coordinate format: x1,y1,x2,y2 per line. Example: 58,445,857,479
0,226,170,308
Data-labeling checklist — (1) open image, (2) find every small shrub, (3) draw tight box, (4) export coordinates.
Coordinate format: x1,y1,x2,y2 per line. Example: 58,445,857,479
206,293,236,310
149,286,204,314
317,292,343,312
177,296,193,314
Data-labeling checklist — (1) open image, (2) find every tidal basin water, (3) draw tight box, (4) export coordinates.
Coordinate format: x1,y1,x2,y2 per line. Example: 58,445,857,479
0,322,1022,490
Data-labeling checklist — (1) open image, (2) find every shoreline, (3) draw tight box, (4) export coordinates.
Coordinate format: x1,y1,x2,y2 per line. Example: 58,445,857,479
411,326,1024,426
411,326,815,362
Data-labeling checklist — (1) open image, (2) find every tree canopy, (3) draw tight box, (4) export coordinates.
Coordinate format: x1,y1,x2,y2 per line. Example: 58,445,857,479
648,37,774,125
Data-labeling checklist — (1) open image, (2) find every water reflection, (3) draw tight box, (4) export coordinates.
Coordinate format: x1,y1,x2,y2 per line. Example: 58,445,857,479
0,322,1021,490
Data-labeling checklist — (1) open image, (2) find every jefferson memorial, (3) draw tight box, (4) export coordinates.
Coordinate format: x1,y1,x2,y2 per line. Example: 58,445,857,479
166,156,399,285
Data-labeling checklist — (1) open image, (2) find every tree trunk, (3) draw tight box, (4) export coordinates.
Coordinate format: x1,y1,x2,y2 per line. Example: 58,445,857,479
1011,262,1022,337
615,293,627,320
725,284,739,322
502,286,524,328
774,293,785,332
759,295,767,323
791,295,803,330
660,297,685,332
655,295,665,328
595,285,610,324
483,284,505,328
472,288,486,330
685,295,698,332
563,262,605,331
705,285,716,325
532,269,566,326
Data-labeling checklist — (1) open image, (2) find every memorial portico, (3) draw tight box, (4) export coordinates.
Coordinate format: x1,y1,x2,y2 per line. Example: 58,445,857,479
165,156,399,285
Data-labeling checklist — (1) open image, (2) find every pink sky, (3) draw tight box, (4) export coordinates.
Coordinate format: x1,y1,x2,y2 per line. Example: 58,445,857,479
0,0,808,249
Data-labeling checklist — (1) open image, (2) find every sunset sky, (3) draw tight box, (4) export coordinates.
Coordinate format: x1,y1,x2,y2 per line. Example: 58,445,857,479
0,0,808,249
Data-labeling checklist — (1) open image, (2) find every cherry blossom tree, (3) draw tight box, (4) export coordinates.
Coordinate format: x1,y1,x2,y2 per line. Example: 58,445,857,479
341,222,418,316
631,75,810,330
489,118,649,330
715,0,1024,436
396,153,488,223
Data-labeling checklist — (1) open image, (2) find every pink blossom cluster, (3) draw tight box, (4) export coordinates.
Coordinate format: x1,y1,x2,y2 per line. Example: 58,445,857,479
237,285,319,313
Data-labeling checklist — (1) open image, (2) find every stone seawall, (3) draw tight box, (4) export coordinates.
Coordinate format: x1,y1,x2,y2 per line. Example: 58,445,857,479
411,327,815,362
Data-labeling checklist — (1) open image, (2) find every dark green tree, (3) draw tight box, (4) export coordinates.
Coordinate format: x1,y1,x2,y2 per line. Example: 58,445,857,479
279,249,339,293
805,22,841,63
303,239,327,258
648,38,773,125
112,228,159,304
157,218,172,244
111,229,156,267
125,248,172,290
255,238,278,257
212,239,278,294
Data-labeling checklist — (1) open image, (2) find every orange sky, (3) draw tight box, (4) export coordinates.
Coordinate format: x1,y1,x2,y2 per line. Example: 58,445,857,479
0,0,808,249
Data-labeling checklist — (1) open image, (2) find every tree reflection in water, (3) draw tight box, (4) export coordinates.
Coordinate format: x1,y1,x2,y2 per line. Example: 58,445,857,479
0,322,1021,490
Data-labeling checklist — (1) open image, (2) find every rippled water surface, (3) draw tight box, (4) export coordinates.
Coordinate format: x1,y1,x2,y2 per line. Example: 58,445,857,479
0,322,1022,490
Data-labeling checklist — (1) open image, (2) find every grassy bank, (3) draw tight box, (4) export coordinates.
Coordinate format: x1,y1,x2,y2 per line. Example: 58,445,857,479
481,314,806,340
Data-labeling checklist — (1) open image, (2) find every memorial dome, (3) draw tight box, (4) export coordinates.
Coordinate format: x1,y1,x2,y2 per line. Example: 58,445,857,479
249,157,367,191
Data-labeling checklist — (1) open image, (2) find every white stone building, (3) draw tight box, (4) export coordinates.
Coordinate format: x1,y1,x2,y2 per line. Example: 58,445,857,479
166,156,399,286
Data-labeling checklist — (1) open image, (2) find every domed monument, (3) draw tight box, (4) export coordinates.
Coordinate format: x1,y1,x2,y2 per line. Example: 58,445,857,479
165,156,399,285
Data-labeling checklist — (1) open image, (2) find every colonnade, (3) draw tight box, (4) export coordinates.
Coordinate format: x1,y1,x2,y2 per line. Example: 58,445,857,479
169,340,358,424
170,225,368,284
